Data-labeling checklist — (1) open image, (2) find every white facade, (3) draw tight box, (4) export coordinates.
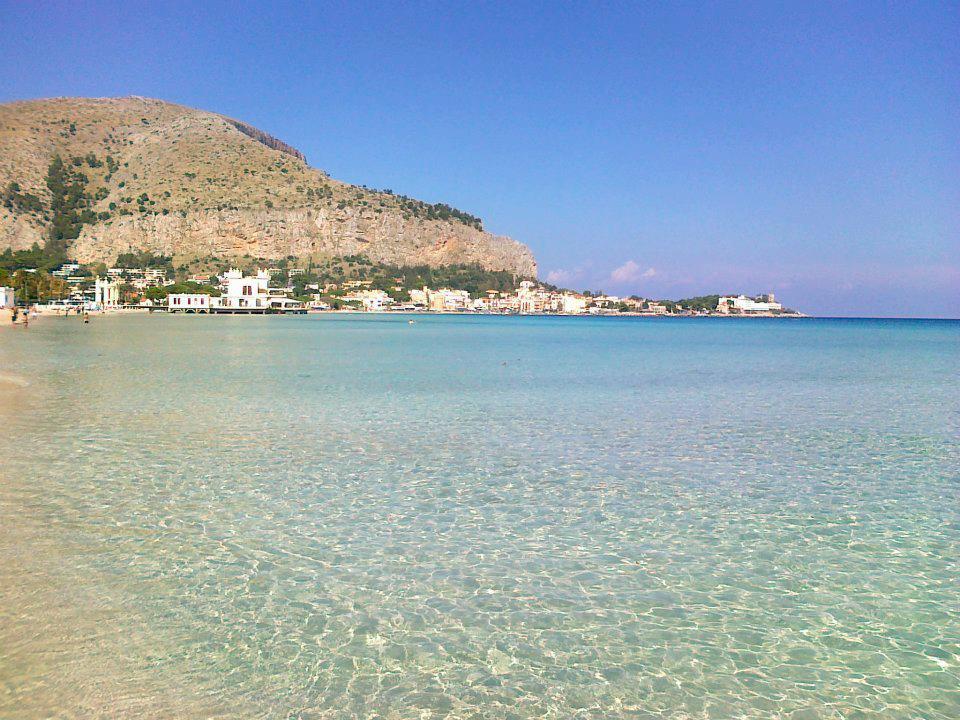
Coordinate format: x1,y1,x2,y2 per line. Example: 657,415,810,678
517,281,544,314
428,288,471,311
718,294,783,314
343,289,393,311
216,269,271,309
408,288,428,307
94,277,120,309
408,286,471,311
51,263,80,278
168,294,211,311
268,296,305,311
560,294,588,314
0,286,15,308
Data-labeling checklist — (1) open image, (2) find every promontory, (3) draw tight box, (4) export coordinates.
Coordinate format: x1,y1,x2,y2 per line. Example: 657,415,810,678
0,96,536,276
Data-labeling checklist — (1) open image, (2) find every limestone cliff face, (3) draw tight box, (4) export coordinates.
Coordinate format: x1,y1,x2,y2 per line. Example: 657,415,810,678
71,207,537,274
0,96,537,276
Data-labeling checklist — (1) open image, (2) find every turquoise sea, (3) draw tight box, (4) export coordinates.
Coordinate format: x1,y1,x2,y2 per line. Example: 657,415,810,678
0,314,957,719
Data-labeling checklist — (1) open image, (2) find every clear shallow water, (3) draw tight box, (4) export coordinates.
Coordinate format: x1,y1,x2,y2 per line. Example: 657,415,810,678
0,314,957,719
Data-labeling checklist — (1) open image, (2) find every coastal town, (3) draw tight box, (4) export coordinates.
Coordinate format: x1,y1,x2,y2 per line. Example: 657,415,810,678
1,259,801,321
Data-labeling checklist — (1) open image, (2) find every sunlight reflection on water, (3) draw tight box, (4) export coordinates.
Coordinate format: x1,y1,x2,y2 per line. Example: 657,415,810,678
1,315,958,718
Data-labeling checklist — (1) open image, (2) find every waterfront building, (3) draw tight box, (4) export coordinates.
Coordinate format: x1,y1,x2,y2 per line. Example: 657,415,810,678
0,286,14,308
517,281,548,314
428,288,471,312
94,277,120,309
717,294,783,314
168,294,211,312
216,269,271,309
267,296,305,312
592,295,621,308
168,269,305,313
408,286,471,311
342,289,393,311
560,294,588,314
408,288,428,307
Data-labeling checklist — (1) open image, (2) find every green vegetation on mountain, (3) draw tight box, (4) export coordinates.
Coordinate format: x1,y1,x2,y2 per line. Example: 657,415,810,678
46,155,105,251
2,181,43,214
0,240,79,273
373,190,483,230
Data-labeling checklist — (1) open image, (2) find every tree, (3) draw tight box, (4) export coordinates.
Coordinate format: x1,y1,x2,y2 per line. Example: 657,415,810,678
9,269,68,303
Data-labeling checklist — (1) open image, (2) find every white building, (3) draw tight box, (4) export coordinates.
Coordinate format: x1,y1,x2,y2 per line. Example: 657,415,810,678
94,277,120,309
168,294,212,312
429,288,471,311
343,288,393,311
143,268,167,286
0,286,15,308
560,293,588,314
408,288,428,307
517,280,547,314
267,296,305,312
592,295,621,308
717,294,783,314
215,269,271,310
409,286,471,312
52,263,80,278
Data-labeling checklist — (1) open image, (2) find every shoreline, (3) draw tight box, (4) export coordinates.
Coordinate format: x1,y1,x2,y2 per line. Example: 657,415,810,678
13,307,958,321
23,306,809,319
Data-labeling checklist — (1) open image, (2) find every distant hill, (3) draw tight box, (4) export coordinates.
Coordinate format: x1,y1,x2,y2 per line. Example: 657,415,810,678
0,96,536,276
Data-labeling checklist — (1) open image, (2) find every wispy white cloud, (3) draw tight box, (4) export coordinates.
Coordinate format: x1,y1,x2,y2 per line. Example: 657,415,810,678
608,260,656,285
546,269,572,285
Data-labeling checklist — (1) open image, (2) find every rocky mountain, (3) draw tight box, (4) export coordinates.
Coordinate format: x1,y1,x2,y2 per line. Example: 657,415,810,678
0,96,536,276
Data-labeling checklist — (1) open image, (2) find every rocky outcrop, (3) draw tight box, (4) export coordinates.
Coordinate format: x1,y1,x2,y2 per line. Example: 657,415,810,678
71,208,537,275
221,118,307,163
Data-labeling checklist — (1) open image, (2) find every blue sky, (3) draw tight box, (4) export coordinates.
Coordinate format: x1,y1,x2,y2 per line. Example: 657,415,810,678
1,1,957,316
